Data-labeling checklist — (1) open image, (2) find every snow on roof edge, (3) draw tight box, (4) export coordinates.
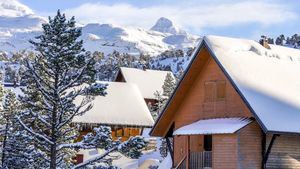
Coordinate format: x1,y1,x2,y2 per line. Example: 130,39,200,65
173,117,252,136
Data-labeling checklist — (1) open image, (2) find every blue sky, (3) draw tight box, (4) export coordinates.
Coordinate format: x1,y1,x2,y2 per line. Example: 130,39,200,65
20,0,300,39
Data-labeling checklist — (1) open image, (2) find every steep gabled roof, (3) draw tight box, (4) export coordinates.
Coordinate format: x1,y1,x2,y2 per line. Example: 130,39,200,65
151,35,300,136
117,67,174,99
205,36,300,134
73,81,154,127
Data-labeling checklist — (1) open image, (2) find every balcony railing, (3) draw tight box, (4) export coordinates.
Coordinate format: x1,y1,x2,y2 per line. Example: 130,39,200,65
175,151,212,169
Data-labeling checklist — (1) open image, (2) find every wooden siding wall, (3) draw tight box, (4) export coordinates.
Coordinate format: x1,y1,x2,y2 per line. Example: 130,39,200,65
213,134,238,169
266,134,300,169
172,49,254,167
173,54,252,131
114,72,126,82
111,127,141,141
174,135,204,166
78,127,141,142
237,122,262,169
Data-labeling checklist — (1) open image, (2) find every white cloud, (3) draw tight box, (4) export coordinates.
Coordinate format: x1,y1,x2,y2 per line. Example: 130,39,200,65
63,1,297,33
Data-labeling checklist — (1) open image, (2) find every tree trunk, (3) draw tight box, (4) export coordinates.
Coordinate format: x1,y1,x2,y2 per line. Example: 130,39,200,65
1,123,9,167
50,73,59,169
50,107,57,169
50,142,57,169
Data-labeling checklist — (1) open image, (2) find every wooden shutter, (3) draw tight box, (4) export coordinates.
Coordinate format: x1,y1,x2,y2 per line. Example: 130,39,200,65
216,81,226,100
204,81,215,102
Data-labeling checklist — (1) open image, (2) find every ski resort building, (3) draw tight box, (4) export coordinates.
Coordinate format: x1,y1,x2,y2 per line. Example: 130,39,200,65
150,35,300,169
115,67,175,105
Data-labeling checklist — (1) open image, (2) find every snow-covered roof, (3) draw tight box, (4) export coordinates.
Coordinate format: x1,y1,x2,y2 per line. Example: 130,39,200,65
173,118,251,135
3,86,23,97
204,35,300,134
119,67,174,99
73,81,154,127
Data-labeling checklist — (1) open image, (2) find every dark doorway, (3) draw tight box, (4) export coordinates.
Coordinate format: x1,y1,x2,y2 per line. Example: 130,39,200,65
204,135,212,151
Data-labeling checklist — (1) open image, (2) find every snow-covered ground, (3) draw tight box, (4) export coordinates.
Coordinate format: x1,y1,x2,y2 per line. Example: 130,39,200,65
78,128,167,169
78,137,165,169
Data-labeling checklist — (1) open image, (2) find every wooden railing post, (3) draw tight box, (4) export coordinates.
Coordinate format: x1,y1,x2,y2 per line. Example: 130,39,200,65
186,136,190,169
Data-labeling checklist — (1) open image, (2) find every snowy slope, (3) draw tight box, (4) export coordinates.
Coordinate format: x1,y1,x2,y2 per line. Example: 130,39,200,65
0,1,200,56
0,0,46,51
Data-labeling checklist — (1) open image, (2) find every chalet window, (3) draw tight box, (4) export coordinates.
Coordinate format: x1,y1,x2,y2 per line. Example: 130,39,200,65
75,154,84,164
130,128,140,136
116,128,123,137
204,80,226,102
204,135,212,151
124,128,130,137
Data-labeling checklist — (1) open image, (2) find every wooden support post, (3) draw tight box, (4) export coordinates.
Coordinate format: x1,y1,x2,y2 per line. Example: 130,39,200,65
262,134,279,169
186,135,190,169
261,132,266,169
166,137,174,160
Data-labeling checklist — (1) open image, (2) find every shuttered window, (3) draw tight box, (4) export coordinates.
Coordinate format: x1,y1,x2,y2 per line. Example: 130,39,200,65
204,80,226,102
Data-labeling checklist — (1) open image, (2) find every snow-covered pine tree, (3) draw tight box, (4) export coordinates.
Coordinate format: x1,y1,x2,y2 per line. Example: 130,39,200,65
162,73,176,98
17,10,107,169
71,126,147,169
1,89,17,167
159,73,176,158
149,91,165,121
1,89,39,169
4,66,19,85
149,73,176,121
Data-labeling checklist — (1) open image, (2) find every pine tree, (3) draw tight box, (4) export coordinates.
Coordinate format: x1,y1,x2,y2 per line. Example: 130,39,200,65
157,73,176,159
162,73,176,98
1,89,39,169
1,90,17,167
275,34,285,45
71,126,147,169
17,10,107,169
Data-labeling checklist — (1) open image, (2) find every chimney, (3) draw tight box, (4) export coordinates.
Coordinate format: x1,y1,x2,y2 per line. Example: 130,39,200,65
259,36,271,49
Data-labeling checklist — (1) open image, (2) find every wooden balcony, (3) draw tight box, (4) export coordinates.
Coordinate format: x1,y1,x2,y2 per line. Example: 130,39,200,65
175,151,212,169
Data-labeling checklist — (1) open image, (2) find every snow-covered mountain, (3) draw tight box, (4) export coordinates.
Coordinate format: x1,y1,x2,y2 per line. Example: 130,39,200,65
0,0,200,56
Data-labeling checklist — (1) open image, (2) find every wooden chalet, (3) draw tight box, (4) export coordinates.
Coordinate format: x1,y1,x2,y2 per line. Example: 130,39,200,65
115,67,175,106
150,35,300,169
73,81,154,162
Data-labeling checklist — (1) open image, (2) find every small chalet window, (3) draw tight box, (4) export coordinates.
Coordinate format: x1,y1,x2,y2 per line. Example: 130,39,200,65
116,128,123,137
204,135,212,151
130,128,140,136
124,128,130,137
75,154,84,164
204,80,226,102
